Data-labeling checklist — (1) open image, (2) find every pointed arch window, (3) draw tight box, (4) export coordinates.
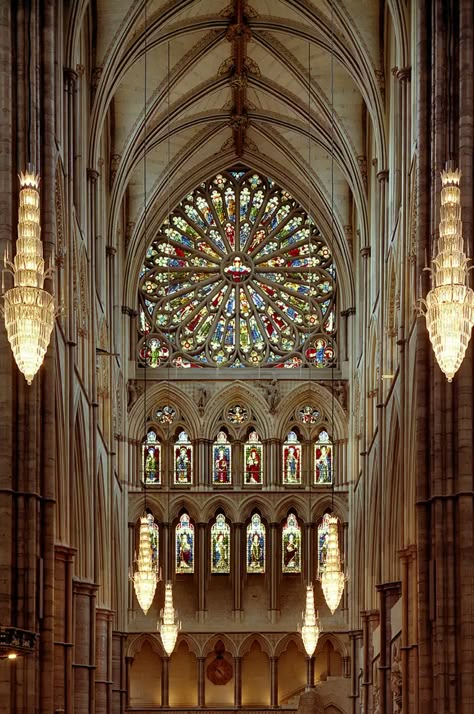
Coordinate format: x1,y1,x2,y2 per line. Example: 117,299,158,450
314,429,333,484
144,512,160,573
210,513,231,574
282,431,301,485
317,513,331,576
244,431,263,485
246,513,266,573
212,430,232,484
175,513,194,574
143,429,161,484
174,430,193,485
137,169,336,369
282,512,302,574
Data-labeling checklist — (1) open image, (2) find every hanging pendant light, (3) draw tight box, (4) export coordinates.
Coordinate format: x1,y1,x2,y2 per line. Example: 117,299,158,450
299,584,320,657
3,170,55,385
421,167,474,381
158,582,180,656
130,513,159,615
320,515,345,614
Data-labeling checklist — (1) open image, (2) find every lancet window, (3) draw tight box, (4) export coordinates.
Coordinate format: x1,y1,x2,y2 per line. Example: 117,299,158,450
174,430,193,485
282,512,302,574
244,430,263,485
210,513,231,574
142,429,161,484
314,429,333,484
282,431,302,485
175,513,194,574
246,513,266,573
212,430,232,484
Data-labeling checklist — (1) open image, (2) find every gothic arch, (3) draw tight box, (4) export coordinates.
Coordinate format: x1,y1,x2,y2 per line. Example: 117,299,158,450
203,382,271,440
275,383,347,441
316,633,348,659
312,496,348,525
201,498,238,524
128,383,200,442
202,633,237,658
274,633,306,658
129,494,165,524
274,495,308,524
239,496,272,525
169,496,200,525
127,633,164,658
72,401,92,579
175,633,200,658
238,633,273,658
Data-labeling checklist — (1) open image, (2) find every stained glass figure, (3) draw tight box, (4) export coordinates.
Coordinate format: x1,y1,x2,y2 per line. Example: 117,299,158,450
146,512,160,571
212,431,232,484
175,513,194,574
297,405,320,424
137,169,336,369
227,404,249,424
246,513,266,573
282,431,301,485
210,513,230,574
143,430,161,484
315,430,332,484
155,405,177,424
282,512,301,574
244,431,263,485
174,431,193,485
317,513,331,575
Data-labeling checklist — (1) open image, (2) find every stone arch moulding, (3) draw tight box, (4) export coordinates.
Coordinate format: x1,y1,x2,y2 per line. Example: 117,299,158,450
316,633,348,659
274,632,306,658
239,495,272,525
203,381,271,440
201,497,238,524
202,633,237,658
275,382,348,441
127,632,164,659
312,495,348,525
129,494,165,524
128,382,200,442
238,633,273,658
273,495,307,524
169,496,201,525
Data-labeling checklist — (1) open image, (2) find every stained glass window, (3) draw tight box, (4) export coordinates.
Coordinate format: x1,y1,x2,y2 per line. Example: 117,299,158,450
246,513,266,573
155,405,177,424
175,513,194,574
317,513,331,575
142,430,161,484
244,431,263,485
297,405,320,424
174,430,193,485
211,513,231,574
227,404,249,424
137,169,336,369
146,512,160,571
282,431,302,485
212,430,232,484
314,429,333,484
282,512,301,574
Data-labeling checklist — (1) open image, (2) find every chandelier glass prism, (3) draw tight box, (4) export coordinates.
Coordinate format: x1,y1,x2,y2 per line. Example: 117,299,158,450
320,516,345,614
130,514,159,615
421,168,474,381
3,170,55,385
299,584,320,657
158,582,180,656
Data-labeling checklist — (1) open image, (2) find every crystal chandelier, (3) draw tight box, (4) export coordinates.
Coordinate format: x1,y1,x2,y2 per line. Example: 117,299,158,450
3,170,55,385
421,168,474,381
320,516,345,614
130,514,159,615
158,582,180,656
299,584,320,657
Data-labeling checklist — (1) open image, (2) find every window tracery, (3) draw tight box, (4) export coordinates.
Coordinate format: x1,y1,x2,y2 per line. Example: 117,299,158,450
138,169,336,369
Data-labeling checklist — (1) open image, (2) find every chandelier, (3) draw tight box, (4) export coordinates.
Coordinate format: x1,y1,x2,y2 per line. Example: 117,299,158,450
3,170,55,385
421,168,474,381
130,514,159,615
299,584,320,657
158,582,180,656
320,516,345,614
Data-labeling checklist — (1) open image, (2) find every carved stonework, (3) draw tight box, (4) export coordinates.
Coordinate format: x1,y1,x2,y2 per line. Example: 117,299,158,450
54,165,65,267
343,224,353,255
357,155,368,192
110,154,121,188
408,161,418,262
127,380,144,410
374,68,385,102
91,66,103,92
372,684,381,714
333,381,347,410
391,643,402,713
260,379,279,414
198,387,208,417
125,222,136,249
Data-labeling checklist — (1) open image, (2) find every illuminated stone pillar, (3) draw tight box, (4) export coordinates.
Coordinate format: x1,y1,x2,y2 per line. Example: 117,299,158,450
73,580,98,714
161,656,170,707
270,656,279,707
95,608,113,714
233,522,243,619
197,656,206,706
234,656,242,708
269,522,280,622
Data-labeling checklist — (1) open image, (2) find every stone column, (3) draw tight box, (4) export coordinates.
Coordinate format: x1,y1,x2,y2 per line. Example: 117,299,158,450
162,522,170,583
54,545,76,713
349,630,363,714
197,656,206,706
234,655,242,708
233,522,243,619
233,439,243,487
270,656,279,707
360,609,379,714
73,580,98,714
198,439,212,488
95,608,113,714
112,632,127,714
377,582,401,714
303,439,312,487
304,522,313,584
128,521,136,617
306,656,314,689
269,522,280,622
197,522,207,621
161,656,170,707
125,656,134,708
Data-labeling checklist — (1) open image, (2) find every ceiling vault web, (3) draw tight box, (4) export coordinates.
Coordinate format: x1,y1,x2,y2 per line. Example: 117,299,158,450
225,0,253,157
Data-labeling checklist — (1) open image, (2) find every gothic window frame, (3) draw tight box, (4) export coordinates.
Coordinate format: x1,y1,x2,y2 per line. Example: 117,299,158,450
210,513,231,574
175,512,195,574
212,430,232,485
282,431,302,485
282,511,302,574
246,513,266,574
173,429,193,486
243,430,264,486
137,168,337,371
314,428,333,485
142,428,162,485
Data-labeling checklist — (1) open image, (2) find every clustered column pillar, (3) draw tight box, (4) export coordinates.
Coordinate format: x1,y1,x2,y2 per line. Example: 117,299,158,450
198,656,206,706
269,522,280,622
233,522,243,620
161,656,170,706
234,655,242,708
197,521,207,622
270,656,279,707
73,581,98,714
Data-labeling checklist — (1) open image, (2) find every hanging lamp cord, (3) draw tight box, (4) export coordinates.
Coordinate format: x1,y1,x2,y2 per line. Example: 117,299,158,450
330,0,335,513
143,0,148,513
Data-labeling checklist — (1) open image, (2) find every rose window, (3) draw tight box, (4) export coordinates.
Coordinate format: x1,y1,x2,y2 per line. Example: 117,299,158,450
138,169,336,368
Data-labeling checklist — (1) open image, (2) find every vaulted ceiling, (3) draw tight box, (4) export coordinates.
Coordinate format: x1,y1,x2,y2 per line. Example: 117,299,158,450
85,0,392,304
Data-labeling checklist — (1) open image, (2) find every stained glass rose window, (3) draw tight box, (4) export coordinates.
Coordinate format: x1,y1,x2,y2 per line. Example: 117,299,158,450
138,169,336,368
